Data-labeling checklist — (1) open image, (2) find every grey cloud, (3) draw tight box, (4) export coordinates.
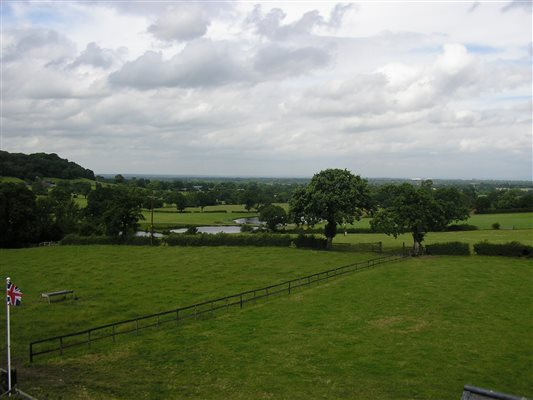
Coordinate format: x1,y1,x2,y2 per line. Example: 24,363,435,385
147,5,210,41
2,29,75,63
247,3,353,40
71,42,116,69
254,45,331,78
109,40,249,89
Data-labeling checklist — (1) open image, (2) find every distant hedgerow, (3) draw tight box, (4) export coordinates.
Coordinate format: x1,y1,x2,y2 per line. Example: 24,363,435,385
474,241,532,257
425,242,470,256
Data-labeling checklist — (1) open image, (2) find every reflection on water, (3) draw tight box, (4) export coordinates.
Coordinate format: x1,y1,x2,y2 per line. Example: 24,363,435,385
233,217,262,225
135,231,164,238
170,226,243,234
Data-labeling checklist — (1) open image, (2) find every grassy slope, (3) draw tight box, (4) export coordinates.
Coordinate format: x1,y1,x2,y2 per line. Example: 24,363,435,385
0,246,375,355
9,254,532,399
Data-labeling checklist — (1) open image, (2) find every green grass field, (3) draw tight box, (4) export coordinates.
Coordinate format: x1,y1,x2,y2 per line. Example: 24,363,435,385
140,210,257,228
1,244,531,399
345,212,533,231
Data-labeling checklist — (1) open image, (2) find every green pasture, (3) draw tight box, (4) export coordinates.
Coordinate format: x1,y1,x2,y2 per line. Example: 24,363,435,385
344,212,533,231
466,212,533,230
1,247,530,399
0,176,25,183
140,210,258,228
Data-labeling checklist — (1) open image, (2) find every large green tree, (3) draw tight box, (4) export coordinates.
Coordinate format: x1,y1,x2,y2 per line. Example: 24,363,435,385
84,186,144,237
370,182,470,255
259,204,287,232
289,169,372,249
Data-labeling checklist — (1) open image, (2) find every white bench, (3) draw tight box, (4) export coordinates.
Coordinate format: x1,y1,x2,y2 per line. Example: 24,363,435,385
41,290,76,304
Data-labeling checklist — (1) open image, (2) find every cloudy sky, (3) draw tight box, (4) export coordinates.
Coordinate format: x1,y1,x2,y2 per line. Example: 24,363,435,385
1,1,531,179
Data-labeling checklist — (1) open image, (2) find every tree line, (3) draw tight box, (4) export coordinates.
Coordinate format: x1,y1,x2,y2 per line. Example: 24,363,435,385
1,167,531,251
0,150,95,180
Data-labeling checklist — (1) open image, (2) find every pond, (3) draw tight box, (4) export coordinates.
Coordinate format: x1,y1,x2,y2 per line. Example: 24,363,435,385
233,217,262,225
170,226,244,234
135,231,165,238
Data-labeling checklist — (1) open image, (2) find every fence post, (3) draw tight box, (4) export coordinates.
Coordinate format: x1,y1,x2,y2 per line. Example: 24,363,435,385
59,337,63,355
176,310,179,325
194,305,197,319
29,343,33,363
288,281,291,294
88,330,91,348
379,241,382,253
112,325,116,342
136,319,139,333
240,294,243,309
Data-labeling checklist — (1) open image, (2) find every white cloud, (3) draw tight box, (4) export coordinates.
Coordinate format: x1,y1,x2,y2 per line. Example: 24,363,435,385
1,1,531,179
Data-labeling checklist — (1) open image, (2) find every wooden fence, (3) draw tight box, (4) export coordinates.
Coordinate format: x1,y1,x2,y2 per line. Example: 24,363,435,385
29,252,408,362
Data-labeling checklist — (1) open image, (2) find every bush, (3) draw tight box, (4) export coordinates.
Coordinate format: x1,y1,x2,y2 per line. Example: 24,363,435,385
445,224,479,231
164,233,327,249
292,234,328,250
185,226,199,234
240,224,254,233
492,222,501,230
474,241,532,257
61,234,160,246
165,233,291,247
425,242,470,256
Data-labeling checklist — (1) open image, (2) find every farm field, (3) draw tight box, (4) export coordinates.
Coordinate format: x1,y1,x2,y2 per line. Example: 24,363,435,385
344,212,533,231
3,249,531,399
0,246,377,356
139,210,256,228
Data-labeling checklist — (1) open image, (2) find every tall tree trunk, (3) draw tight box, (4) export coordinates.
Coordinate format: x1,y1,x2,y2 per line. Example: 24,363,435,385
325,219,337,250
412,231,425,256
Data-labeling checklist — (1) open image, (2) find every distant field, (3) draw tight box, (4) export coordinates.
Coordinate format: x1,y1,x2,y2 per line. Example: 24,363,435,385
140,210,257,228
0,176,25,183
347,212,533,231
2,246,530,399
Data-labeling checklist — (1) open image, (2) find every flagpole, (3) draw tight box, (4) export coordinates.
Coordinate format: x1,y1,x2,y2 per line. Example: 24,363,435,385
6,277,11,396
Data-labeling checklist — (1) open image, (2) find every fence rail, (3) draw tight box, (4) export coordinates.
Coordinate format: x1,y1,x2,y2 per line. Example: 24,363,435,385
29,252,408,362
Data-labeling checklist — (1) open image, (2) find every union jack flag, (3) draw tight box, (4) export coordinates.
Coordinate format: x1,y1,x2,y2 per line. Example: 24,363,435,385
6,281,23,306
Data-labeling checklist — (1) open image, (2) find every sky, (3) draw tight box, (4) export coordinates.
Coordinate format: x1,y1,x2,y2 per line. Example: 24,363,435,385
1,1,532,179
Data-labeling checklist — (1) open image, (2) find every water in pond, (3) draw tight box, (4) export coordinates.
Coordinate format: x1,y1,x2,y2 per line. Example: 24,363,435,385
233,217,262,225
135,231,164,238
170,226,243,234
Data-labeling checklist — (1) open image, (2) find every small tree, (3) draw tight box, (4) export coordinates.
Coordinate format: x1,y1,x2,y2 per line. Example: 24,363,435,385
259,204,287,231
289,169,372,249
371,182,469,255
175,192,187,213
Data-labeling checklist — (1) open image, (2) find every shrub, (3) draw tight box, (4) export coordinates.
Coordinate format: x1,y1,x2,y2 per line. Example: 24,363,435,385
185,226,199,234
292,234,328,250
492,222,501,230
474,241,532,257
445,224,479,231
61,234,160,246
425,242,470,256
240,224,254,233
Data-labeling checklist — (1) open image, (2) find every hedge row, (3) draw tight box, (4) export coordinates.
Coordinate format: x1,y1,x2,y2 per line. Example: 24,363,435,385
165,233,327,249
425,242,470,255
475,208,533,214
473,241,532,257
61,235,160,246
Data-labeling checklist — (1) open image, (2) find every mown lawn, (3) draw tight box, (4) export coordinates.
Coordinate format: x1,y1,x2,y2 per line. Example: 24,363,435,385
6,251,531,399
